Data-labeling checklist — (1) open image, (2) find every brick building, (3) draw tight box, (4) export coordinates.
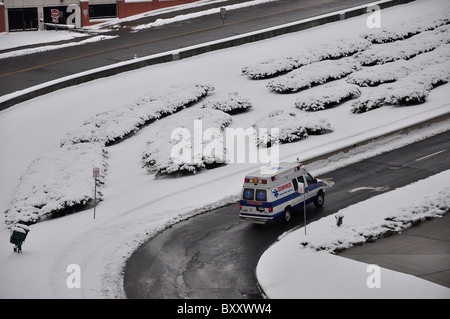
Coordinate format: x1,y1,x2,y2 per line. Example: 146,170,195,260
0,0,199,32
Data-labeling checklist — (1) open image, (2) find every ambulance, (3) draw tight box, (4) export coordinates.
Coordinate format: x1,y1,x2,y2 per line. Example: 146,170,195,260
239,162,325,224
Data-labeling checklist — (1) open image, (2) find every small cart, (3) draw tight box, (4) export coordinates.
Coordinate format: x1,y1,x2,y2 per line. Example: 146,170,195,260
10,224,30,253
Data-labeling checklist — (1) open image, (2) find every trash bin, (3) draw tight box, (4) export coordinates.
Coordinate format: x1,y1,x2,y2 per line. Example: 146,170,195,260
335,213,344,227
10,224,30,253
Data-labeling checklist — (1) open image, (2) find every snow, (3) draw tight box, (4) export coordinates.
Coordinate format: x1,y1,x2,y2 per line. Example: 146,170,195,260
0,30,88,51
201,92,253,114
241,37,370,79
0,0,449,299
295,81,361,111
253,109,333,145
142,107,232,176
0,35,118,60
257,170,450,299
267,57,361,93
4,143,108,225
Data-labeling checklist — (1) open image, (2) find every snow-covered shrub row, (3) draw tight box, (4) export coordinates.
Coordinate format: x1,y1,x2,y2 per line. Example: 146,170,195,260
253,109,333,146
294,81,361,111
61,83,214,146
360,9,450,44
300,186,450,253
348,44,450,86
142,108,232,177
355,24,450,66
241,37,370,79
201,92,252,114
5,143,107,225
351,61,450,113
267,57,361,93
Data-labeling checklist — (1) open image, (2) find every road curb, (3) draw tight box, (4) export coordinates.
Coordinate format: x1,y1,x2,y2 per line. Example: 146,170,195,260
0,0,415,111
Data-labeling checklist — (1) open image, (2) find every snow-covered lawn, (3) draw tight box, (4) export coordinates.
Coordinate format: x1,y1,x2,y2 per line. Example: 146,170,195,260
0,0,449,299
257,170,450,299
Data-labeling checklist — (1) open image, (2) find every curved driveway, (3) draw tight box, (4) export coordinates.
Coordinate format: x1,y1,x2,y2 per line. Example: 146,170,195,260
124,131,450,299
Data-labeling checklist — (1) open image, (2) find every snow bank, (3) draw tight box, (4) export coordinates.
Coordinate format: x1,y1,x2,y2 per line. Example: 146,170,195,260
300,175,450,253
201,92,252,114
360,9,450,44
266,57,361,93
142,108,232,177
351,60,450,113
0,35,118,60
241,37,370,79
257,170,450,299
295,81,361,111
61,83,214,146
253,109,333,146
4,143,107,225
356,24,450,66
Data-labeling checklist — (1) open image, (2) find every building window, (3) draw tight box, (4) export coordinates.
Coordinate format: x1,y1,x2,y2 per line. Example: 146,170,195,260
8,8,38,31
89,4,117,19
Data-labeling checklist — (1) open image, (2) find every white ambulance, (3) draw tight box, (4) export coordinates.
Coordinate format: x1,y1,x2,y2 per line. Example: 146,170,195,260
239,162,325,224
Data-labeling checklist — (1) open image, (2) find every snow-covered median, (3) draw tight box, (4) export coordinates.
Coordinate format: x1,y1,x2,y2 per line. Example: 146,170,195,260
257,170,450,299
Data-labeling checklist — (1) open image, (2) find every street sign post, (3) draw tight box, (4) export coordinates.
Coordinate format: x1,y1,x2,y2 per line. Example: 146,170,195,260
220,8,227,26
298,182,306,235
93,167,100,219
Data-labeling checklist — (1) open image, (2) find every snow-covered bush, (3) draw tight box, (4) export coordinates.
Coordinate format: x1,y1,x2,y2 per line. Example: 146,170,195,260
4,143,108,225
61,83,214,146
295,81,361,111
348,44,450,86
360,10,450,44
201,92,252,114
142,108,232,177
355,24,450,66
351,60,450,113
241,37,370,79
267,57,361,93
253,109,333,146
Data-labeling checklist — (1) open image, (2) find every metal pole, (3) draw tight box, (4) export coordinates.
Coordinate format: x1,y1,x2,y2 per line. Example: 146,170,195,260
304,191,306,235
93,178,97,219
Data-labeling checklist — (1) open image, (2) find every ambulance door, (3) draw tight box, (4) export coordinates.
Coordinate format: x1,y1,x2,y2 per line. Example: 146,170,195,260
298,175,314,201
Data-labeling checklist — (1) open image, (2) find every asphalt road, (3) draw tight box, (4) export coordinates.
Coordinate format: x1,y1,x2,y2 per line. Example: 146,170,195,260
123,130,450,299
0,0,377,97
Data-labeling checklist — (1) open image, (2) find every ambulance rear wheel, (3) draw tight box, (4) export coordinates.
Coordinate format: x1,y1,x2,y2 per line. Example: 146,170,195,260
281,207,291,224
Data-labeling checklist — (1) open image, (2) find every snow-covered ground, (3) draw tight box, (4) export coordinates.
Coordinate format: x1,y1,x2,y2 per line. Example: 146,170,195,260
257,170,450,299
0,0,449,299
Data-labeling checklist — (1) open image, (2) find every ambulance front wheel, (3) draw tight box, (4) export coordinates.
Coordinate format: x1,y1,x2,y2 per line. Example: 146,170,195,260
281,207,291,224
314,191,325,207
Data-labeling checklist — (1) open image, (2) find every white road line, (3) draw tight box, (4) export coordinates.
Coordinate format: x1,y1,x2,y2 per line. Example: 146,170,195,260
415,149,446,162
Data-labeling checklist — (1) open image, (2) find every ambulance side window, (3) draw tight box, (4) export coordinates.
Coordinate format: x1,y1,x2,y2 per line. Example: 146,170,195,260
297,176,304,185
305,173,315,185
243,188,254,200
292,179,298,192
